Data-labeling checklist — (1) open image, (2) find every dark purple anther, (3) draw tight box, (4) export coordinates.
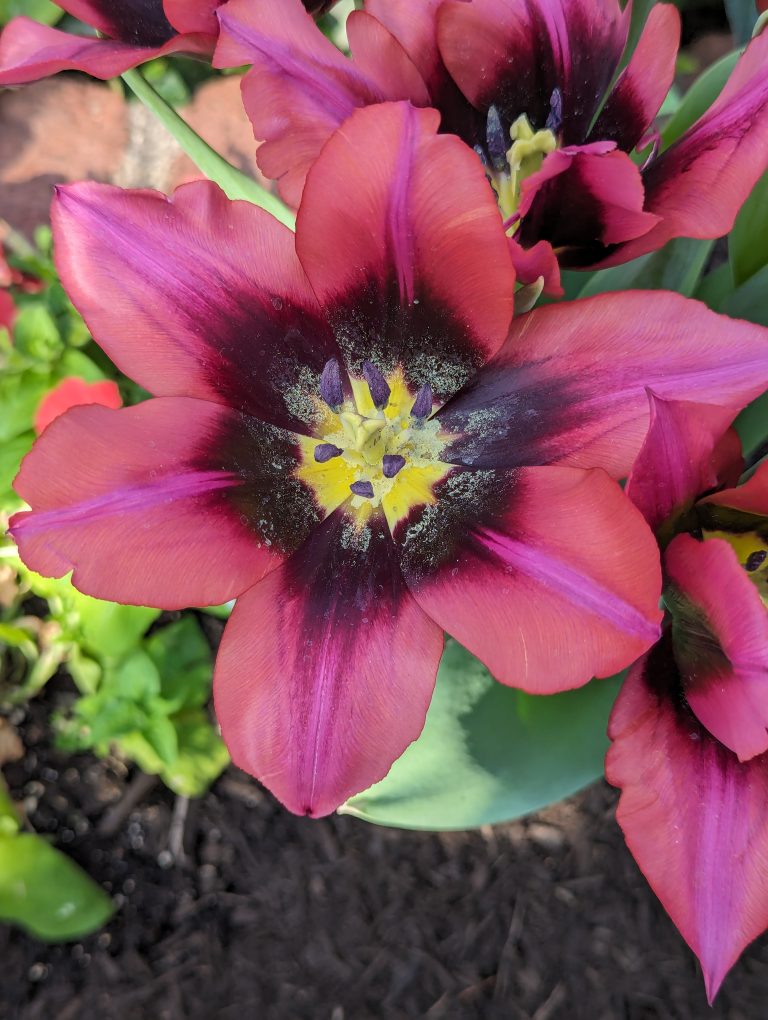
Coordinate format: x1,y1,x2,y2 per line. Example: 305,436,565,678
411,383,433,422
362,361,391,409
350,480,375,499
486,105,507,171
746,550,767,572
320,358,344,411
545,88,563,134
314,443,342,463
382,455,406,479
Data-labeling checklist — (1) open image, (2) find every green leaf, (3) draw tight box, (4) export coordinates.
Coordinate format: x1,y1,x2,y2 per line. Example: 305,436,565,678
735,389,768,461
56,349,104,382
0,432,33,512
661,49,740,148
343,641,622,831
0,0,63,26
160,711,229,797
72,593,159,661
730,170,768,287
577,236,714,299
0,372,51,442
722,263,768,328
144,616,212,711
12,305,62,363
623,0,656,65
0,780,19,836
143,714,179,766
0,833,113,940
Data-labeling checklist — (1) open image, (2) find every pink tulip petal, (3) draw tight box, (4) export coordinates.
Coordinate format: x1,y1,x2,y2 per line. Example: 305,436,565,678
614,28,768,263
396,465,661,693
625,394,741,533
508,238,562,296
438,291,768,478
437,0,629,144
296,102,515,402
665,534,768,761
52,180,339,434
164,0,219,35
591,3,681,151
607,646,768,1001
58,0,173,43
11,398,319,608
34,377,122,436
367,0,480,139
214,508,443,817
704,459,768,516
0,16,212,86
518,145,660,260
215,0,422,206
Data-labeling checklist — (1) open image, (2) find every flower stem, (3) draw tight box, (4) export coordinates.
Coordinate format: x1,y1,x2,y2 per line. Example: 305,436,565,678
120,67,295,229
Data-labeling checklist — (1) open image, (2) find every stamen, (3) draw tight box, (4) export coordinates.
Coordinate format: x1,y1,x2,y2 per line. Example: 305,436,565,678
746,550,767,572
320,358,344,411
382,454,406,478
411,383,433,421
350,480,374,499
545,88,563,134
486,105,508,171
313,443,342,463
362,361,391,410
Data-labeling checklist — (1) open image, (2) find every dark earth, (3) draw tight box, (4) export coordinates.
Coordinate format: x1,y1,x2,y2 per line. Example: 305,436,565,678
2,671,768,1020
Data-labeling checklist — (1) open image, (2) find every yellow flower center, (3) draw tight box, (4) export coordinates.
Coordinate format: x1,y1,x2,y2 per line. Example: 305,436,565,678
490,115,558,233
296,366,451,533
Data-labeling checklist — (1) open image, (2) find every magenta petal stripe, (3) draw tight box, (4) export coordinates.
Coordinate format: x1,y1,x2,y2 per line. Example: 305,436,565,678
214,508,444,817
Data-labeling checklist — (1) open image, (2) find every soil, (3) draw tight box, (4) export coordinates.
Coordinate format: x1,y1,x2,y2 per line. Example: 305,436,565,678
1,677,767,1020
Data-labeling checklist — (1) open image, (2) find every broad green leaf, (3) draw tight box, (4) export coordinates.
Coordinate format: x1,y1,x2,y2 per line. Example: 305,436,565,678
695,261,733,311
12,305,62,362
56,349,104,382
623,0,656,66
343,641,622,831
143,714,179,766
108,649,161,702
661,49,740,148
730,171,768,286
577,237,713,299
0,0,63,26
0,833,113,940
735,389,768,461
72,593,159,661
723,263,768,328
122,710,229,797
0,431,33,512
144,616,212,711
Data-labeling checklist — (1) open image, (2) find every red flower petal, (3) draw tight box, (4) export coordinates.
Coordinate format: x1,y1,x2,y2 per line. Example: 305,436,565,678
215,0,424,206
625,394,741,534
296,102,515,401
704,459,768,516
437,0,629,144
614,28,768,263
0,16,212,86
396,465,661,693
214,509,443,816
590,3,680,152
34,377,122,436
607,646,768,1002
52,180,340,434
438,291,768,478
518,144,660,257
507,238,562,296
10,398,311,608
164,0,219,35
665,534,768,761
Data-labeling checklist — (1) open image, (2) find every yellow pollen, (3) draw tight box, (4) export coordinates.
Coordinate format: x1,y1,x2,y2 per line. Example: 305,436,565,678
295,366,451,530
491,115,558,233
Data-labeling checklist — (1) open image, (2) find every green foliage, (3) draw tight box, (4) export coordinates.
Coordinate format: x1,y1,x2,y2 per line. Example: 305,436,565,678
575,237,714,301
724,0,759,44
661,49,740,148
0,778,113,940
344,641,622,831
0,0,63,27
55,617,229,798
730,171,768,287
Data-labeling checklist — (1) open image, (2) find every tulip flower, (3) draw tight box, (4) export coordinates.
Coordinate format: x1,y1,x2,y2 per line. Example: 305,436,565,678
215,0,768,287
608,394,768,1001
0,0,337,86
11,103,768,817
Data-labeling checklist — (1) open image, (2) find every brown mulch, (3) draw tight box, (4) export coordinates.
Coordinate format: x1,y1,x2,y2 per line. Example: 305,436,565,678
2,683,768,1020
